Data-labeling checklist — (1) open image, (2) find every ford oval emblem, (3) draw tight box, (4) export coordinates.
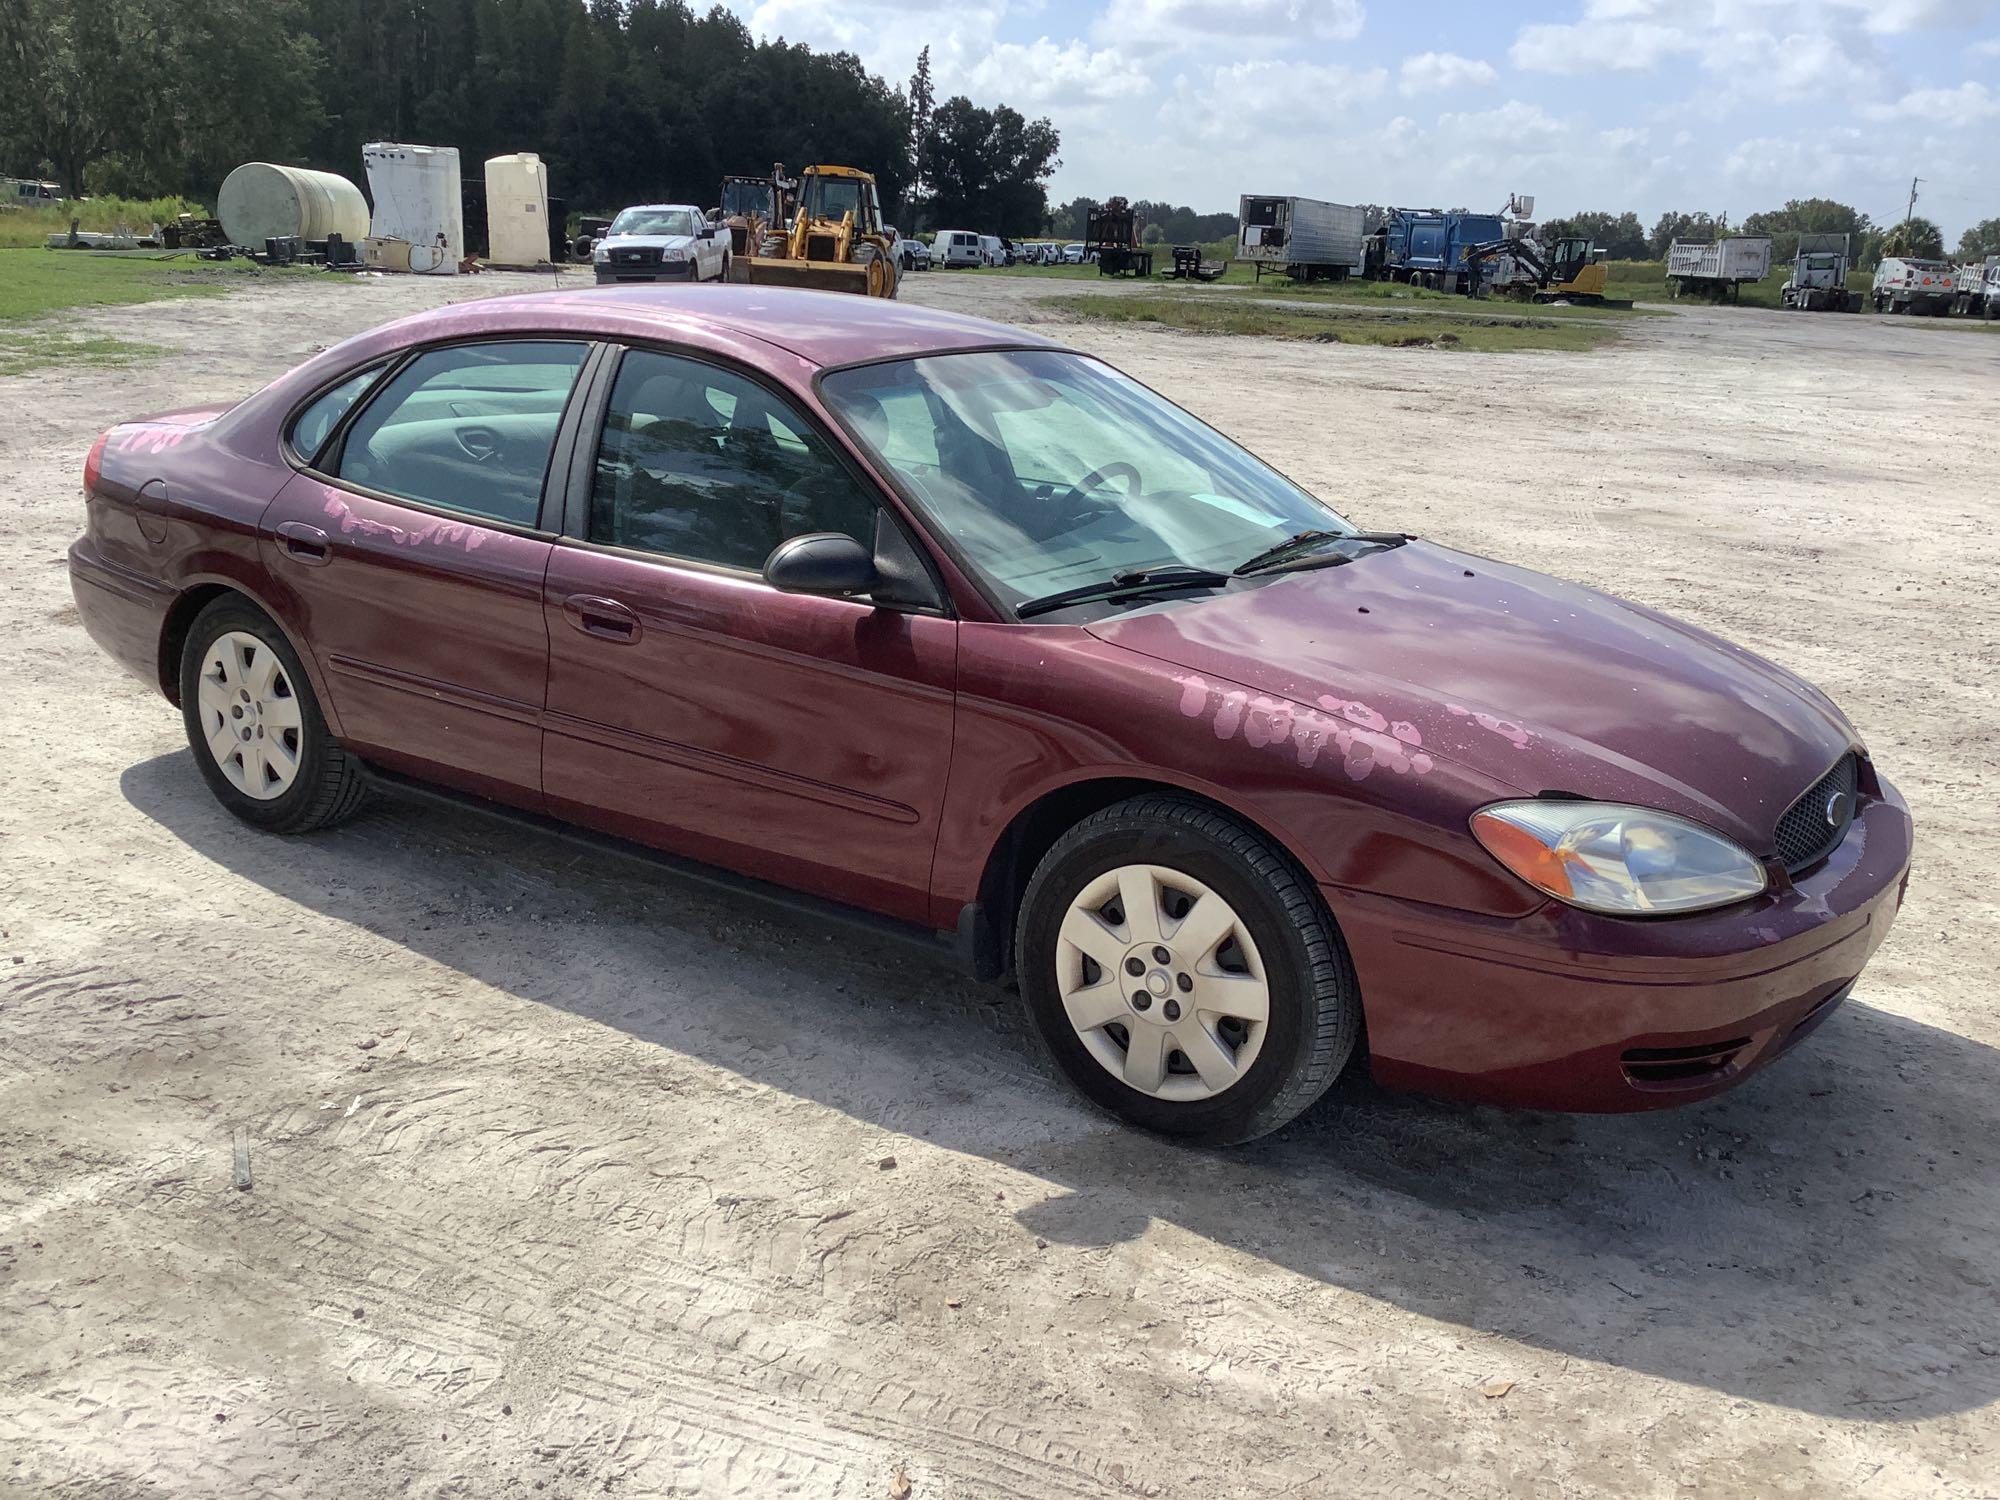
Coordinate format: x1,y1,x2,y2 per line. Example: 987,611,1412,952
1824,789,1852,828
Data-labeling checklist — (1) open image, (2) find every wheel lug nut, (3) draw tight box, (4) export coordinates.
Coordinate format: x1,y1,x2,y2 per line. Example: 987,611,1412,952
1176,973,1192,993
1163,1000,1181,1022
1125,957,1146,977
1132,994,1151,1011
1151,945,1171,964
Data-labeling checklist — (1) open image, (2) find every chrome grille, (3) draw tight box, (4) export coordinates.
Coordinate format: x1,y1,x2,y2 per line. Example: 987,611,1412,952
1773,754,1859,874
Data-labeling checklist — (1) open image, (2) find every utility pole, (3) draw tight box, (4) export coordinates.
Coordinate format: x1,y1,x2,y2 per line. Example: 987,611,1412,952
1906,176,1922,224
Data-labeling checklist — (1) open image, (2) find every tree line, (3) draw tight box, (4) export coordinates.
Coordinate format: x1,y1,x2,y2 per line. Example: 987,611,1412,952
0,0,1062,231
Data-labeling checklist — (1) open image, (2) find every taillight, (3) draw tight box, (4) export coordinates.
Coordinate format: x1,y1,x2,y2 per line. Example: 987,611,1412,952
82,429,110,496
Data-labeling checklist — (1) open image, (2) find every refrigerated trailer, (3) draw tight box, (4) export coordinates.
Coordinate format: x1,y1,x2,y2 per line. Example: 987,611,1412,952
1666,237,1772,300
1237,195,1367,282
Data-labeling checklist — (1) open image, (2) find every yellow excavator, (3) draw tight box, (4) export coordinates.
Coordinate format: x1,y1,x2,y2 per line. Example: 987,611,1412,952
742,163,900,298
1465,234,1607,302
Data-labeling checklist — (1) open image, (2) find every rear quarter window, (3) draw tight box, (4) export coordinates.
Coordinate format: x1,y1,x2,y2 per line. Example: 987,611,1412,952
289,364,384,464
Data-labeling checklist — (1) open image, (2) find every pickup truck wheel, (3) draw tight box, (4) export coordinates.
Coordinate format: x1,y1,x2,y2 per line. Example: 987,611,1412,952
1016,795,1361,1145
178,596,365,834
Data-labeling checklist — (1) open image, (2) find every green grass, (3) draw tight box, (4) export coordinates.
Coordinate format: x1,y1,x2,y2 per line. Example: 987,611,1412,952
1050,294,1624,352
0,196,207,250
0,246,340,373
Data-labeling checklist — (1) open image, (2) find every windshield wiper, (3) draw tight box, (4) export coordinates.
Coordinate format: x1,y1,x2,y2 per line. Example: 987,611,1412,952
1015,566,1230,620
1233,530,1409,577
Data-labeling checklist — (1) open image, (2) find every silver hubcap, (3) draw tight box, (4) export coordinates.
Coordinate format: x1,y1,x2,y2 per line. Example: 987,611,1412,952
1056,864,1270,1102
196,630,303,800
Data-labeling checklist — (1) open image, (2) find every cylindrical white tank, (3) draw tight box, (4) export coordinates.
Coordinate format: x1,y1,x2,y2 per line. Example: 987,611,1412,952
484,152,551,268
217,163,369,248
363,142,464,275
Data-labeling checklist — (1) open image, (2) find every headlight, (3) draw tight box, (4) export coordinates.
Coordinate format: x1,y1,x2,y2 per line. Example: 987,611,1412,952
592,247,609,262
1471,801,1767,916
662,247,686,261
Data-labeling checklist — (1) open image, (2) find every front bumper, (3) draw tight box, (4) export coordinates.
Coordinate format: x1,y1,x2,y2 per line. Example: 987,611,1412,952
594,261,695,283
1328,775,1913,1111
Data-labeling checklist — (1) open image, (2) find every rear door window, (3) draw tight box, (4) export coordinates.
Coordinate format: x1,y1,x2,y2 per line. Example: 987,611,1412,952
334,341,589,527
290,364,385,464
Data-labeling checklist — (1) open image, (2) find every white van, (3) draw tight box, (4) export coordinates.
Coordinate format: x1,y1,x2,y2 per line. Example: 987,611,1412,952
932,229,982,268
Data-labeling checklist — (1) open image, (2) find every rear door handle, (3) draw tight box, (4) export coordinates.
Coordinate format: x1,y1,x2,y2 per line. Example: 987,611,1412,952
275,521,331,566
561,593,642,643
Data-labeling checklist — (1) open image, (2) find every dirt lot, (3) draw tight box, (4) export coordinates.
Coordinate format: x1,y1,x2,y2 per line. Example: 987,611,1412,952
2,268,1996,1499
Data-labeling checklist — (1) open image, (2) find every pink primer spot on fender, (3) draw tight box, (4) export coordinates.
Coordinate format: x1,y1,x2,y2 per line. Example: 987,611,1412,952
1177,675,1211,718
1213,691,1246,741
1391,720,1422,747
1243,697,1293,748
1319,695,1389,733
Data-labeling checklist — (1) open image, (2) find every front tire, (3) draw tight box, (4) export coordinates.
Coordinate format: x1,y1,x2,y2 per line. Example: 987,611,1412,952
178,596,366,834
1015,795,1361,1144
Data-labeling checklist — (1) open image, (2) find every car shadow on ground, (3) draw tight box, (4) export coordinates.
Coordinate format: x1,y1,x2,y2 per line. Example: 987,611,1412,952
121,751,2000,1424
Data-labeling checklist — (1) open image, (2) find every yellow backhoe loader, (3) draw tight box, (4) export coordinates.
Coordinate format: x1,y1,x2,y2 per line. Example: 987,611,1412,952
742,164,899,298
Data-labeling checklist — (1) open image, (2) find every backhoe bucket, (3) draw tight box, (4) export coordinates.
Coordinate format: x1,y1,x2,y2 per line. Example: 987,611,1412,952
742,253,894,298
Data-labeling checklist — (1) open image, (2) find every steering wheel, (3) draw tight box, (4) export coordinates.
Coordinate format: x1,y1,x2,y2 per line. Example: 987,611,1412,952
1068,461,1141,501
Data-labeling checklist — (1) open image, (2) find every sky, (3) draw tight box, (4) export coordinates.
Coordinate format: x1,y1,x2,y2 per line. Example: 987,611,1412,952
722,0,2000,238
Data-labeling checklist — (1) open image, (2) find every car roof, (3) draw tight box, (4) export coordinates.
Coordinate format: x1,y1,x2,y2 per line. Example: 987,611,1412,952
614,204,700,216
389,285,1065,369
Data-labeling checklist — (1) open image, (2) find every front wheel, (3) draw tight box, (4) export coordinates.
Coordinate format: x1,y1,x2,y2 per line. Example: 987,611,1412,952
1015,795,1361,1144
179,595,366,833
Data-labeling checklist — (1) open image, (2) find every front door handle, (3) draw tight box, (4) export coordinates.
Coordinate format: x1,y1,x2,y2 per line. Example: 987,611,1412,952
275,520,331,566
561,593,642,643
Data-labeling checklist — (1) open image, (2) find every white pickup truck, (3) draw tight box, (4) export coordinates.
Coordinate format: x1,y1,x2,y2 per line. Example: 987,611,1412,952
592,203,730,284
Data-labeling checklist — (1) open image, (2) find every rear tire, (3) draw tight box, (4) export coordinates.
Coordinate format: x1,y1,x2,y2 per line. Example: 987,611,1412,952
178,595,366,834
1015,795,1361,1145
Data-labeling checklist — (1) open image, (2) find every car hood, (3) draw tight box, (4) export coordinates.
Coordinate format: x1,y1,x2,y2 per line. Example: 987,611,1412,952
601,232,699,252
1088,539,1858,851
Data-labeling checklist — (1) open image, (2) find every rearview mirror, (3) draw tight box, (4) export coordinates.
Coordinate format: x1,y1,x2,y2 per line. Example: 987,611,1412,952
763,533,879,597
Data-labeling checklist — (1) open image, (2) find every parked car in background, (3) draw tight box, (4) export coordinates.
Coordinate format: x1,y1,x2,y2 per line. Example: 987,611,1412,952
979,234,1004,267
592,203,729,283
1062,242,1086,264
893,235,931,272
70,287,1910,1145
932,229,982,268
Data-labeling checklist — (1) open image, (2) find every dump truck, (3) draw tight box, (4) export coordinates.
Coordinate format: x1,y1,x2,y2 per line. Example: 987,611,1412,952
1978,257,2000,321
1370,209,1508,293
1780,232,1861,311
1236,195,1366,282
1870,256,1955,315
743,163,898,298
1088,197,1150,276
1665,237,1772,301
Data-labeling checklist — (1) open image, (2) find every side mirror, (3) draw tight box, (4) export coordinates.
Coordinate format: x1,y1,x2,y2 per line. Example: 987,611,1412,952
764,533,879,597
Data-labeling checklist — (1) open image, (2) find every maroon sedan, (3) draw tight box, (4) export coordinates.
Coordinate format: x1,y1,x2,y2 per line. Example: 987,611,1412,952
70,287,1911,1143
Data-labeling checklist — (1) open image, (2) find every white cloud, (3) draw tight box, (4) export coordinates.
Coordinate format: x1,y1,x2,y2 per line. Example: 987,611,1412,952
1819,0,1999,34
963,39,1152,106
1398,51,1498,95
1095,0,1366,53
1864,80,2000,123
1510,18,1695,74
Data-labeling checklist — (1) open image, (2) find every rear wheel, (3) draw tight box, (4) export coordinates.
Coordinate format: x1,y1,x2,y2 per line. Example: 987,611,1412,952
178,596,365,834
1015,795,1361,1144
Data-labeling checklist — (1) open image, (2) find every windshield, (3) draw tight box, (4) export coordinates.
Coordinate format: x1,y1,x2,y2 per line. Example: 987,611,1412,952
610,207,698,238
806,177,864,223
820,350,1353,608
718,181,772,218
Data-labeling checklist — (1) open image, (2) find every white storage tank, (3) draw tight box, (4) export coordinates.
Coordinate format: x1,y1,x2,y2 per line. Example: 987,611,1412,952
363,142,463,274
217,163,369,249
485,152,551,268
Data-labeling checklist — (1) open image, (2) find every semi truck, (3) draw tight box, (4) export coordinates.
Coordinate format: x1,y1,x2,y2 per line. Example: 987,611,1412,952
1371,208,1507,292
1665,237,1772,300
1780,232,1860,312
1870,256,1956,315
1237,194,1367,282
